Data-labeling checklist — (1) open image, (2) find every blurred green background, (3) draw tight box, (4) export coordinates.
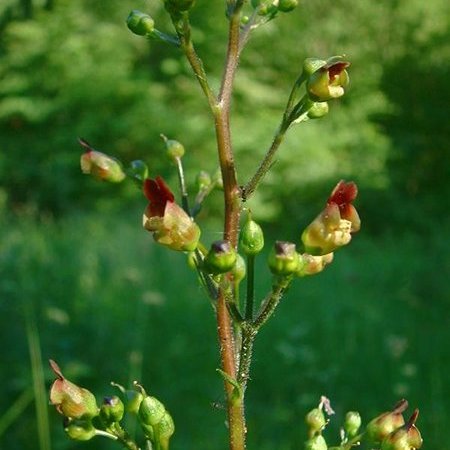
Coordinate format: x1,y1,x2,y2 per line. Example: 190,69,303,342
1,0,449,449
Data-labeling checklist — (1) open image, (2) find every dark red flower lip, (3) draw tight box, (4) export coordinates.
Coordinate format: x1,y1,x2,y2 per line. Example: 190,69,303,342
328,180,357,207
143,176,175,217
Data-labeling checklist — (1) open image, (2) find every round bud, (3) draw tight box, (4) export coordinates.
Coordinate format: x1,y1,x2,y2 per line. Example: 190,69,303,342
64,419,96,441
304,435,327,450
204,240,237,275
305,407,326,434
127,10,155,36
100,396,124,424
268,241,299,276
139,396,166,426
127,160,148,184
240,218,264,256
344,411,362,437
306,101,329,119
165,139,185,160
196,171,211,191
278,0,299,12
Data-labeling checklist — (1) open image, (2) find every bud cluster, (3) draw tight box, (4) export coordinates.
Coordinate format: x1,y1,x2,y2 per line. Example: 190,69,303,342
49,360,175,448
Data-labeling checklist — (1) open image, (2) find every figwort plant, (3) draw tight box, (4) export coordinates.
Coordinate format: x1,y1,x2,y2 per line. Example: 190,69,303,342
49,1,423,450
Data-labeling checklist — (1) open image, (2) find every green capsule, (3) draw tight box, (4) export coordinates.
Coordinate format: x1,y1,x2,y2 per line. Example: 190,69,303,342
155,411,175,441
100,396,124,424
268,241,299,276
278,0,299,12
344,411,362,437
139,396,166,426
164,138,185,160
304,434,327,450
305,407,326,435
127,160,149,184
204,240,237,275
366,400,408,444
64,419,96,441
240,218,264,256
126,10,155,36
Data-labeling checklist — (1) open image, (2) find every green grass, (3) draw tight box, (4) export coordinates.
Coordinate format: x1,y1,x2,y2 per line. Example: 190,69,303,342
0,210,448,449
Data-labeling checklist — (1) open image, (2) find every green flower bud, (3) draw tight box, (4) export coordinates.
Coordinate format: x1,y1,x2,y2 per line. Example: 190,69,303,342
278,0,299,12
367,399,408,444
196,171,212,191
268,241,299,276
139,396,166,426
306,101,329,119
232,253,246,284
127,10,155,36
124,390,144,414
204,240,237,274
304,434,327,450
64,418,96,441
305,407,326,435
344,411,362,437
240,217,264,255
162,136,185,160
127,160,148,185
100,396,124,424
164,0,195,13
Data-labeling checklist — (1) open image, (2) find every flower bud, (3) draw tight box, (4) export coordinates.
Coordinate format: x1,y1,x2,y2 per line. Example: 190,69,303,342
366,399,408,444
305,407,326,435
139,396,166,426
79,139,125,183
162,135,185,160
381,409,422,450
306,56,350,102
196,171,211,191
124,389,144,414
127,10,155,36
278,0,298,12
297,253,333,276
306,101,329,119
304,435,327,450
240,217,264,256
204,240,237,275
100,396,124,424
268,241,299,276
344,411,362,438
49,360,99,420
127,160,148,185
64,418,96,441
251,0,278,16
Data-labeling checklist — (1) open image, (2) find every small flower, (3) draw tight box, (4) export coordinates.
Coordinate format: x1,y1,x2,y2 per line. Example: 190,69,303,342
301,180,360,255
79,138,125,183
297,252,334,276
142,177,200,252
306,56,350,102
49,360,98,419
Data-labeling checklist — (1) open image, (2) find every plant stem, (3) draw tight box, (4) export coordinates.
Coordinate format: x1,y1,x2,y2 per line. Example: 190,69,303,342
245,255,255,320
243,123,288,199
